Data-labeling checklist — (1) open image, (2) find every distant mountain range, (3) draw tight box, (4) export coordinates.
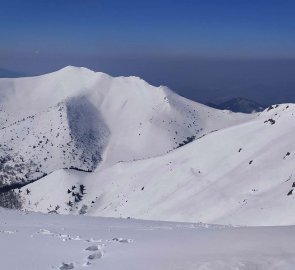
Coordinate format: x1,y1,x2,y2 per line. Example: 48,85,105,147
207,97,266,113
0,68,26,78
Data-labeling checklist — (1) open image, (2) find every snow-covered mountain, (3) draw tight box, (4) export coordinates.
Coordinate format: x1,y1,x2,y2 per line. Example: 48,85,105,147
1,66,294,226
0,66,250,189
18,102,295,225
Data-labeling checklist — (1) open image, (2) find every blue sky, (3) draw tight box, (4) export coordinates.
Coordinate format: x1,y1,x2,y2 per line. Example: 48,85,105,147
1,0,295,104
2,0,295,57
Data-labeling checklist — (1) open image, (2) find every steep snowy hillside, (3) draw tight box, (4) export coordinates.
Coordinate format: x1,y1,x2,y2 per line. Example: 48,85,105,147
1,208,295,270
18,103,295,225
0,99,109,190
0,66,251,190
3,67,294,227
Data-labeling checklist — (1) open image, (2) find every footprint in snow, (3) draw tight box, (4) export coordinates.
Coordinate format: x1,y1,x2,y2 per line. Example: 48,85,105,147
87,251,103,260
85,237,101,243
112,237,133,243
85,245,102,251
59,262,74,269
37,229,83,242
84,245,104,266
0,230,17,234
71,236,83,241
83,261,91,267
39,229,53,235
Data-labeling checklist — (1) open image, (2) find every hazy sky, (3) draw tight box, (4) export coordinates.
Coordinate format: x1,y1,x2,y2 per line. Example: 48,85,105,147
1,0,295,105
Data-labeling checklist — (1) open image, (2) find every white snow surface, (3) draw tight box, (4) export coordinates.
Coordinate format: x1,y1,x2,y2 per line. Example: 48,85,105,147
1,67,295,226
1,207,295,270
20,102,295,226
1,67,295,270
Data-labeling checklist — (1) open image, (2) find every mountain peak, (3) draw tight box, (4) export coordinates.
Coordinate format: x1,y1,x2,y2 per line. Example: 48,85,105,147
0,69,252,193
52,66,97,76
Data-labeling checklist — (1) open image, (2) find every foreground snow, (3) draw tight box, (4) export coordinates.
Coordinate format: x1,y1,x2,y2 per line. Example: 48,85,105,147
1,208,295,270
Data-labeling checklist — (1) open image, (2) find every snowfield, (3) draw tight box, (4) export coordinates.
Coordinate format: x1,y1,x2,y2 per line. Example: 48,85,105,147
1,208,295,270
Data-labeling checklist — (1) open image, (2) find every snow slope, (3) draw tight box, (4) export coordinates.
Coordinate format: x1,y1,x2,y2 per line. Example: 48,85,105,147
1,208,295,270
19,103,295,226
0,66,251,189
2,67,295,226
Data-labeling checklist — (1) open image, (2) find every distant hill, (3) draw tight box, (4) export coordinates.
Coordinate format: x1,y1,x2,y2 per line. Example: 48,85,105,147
207,97,266,113
0,68,26,78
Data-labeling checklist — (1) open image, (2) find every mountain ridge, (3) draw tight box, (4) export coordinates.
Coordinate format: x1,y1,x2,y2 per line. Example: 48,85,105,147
1,67,294,226
0,66,250,190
